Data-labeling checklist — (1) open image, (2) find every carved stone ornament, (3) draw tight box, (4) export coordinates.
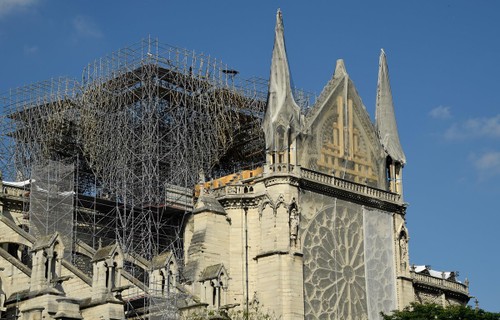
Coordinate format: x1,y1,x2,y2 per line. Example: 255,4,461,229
258,193,275,219
399,232,408,270
289,199,300,241
264,176,299,187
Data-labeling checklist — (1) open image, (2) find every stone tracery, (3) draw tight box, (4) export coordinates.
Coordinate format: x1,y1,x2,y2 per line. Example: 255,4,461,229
303,205,367,319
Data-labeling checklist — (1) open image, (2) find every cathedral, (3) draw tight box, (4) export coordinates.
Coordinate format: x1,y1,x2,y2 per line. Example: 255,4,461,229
0,10,469,320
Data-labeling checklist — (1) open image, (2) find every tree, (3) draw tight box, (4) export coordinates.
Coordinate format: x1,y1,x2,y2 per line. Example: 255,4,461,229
381,303,500,320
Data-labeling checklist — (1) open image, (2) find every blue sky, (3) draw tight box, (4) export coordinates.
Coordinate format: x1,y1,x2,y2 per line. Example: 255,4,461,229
1,0,499,312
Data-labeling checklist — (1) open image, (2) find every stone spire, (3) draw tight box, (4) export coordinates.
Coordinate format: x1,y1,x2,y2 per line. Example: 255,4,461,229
262,9,301,153
375,49,406,165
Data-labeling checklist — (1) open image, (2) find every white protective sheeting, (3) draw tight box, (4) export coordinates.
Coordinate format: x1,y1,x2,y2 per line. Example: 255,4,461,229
30,160,74,260
363,207,397,320
3,179,33,187
375,49,406,164
303,203,368,320
262,9,301,152
414,265,457,281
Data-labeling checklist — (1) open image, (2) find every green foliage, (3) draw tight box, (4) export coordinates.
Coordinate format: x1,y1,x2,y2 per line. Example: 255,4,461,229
182,304,280,320
227,304,280,320
381,303,500,320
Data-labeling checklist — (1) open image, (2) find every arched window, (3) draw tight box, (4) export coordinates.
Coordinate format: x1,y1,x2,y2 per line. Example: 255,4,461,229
160,270,166,295
211,280,217,306
276,125,286,163
105,262,110,289
276,125,285,151
50,251,58,280
44,252,49,280
110,261,117,290
218,273,225,308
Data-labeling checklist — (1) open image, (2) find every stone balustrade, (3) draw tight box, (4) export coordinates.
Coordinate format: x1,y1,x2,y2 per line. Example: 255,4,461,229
300,168,401,203
2,185,28,199
412,272,469,295
210,184,255,198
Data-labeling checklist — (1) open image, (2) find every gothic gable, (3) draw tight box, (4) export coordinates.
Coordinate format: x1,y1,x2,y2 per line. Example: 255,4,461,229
299,65,386,188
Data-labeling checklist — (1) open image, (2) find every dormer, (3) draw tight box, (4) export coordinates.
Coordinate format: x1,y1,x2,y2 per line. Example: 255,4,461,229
30,233,65,293
91,243,124,302
199,264,228,309
150,251,178,297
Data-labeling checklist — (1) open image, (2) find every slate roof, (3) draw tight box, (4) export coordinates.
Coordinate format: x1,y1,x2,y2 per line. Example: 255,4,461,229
151,251,173,270
199,264,224,281
193,193,226,215
92,244,117,262
32,233,59,250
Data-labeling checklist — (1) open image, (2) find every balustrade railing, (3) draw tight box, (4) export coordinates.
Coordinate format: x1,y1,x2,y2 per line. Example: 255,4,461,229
412,272,468,294
300,168,401,203
2,185,27,198
203,166,402,204
210,184,255,198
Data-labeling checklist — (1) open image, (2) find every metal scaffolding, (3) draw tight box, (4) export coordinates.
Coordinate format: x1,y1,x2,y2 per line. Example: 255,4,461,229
0,37,313,318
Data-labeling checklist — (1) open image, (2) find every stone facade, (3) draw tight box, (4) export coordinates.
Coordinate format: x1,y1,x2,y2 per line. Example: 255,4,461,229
0,9,469,320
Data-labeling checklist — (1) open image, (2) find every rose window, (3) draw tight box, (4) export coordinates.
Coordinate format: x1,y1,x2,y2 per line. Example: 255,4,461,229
303,205,368,320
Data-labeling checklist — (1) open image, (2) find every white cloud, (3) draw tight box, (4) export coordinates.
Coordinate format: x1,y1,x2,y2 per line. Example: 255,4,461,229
444,114,500,140
429,106,451,119
470,151,500,176
23,44,38,55
0,0,38,18
72,15,103,39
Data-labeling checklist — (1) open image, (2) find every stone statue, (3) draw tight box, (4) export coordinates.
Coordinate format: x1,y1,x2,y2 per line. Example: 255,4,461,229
198,169,205,184
290,207,299,240
399,234,408,270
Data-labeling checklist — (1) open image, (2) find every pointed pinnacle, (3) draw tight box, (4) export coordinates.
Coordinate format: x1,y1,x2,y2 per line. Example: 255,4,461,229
376,49,406,165
276,9,284,31
334,59,348,78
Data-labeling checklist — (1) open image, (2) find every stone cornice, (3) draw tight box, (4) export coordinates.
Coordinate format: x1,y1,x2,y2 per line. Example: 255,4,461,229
254,250,289,261
216,194,261,210
263,174,300,188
